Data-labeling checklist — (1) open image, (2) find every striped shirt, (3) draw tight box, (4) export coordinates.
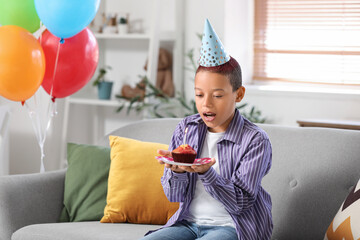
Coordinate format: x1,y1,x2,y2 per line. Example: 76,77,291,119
161,109,273,240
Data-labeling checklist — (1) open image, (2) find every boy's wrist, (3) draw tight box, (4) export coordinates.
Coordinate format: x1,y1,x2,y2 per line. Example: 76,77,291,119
198,167,217,185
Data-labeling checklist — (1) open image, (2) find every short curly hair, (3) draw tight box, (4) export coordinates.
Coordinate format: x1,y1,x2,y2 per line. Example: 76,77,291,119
196,56,242,92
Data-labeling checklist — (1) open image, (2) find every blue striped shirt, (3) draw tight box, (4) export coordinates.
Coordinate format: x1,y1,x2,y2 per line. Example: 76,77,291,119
161,109,273,240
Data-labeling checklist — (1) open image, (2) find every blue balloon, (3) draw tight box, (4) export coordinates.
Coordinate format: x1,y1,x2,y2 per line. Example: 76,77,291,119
35,0,100,39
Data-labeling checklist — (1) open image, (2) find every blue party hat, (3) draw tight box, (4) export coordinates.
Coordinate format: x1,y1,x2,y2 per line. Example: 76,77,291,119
198,19,230,67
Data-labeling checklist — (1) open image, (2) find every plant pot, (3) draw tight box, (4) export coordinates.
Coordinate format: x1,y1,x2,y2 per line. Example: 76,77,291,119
118,24,128,34
97,81,113,100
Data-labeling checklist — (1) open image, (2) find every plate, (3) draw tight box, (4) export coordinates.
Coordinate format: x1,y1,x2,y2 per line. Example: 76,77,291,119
155,156,212,166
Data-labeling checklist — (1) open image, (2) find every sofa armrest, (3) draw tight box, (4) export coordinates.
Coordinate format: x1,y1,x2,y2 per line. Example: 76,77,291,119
0,169,66,240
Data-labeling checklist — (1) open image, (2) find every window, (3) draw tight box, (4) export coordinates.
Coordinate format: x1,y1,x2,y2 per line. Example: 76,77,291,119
254,0,360,85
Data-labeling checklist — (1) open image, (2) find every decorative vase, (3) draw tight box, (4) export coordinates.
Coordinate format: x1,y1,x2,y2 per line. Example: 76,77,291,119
97,81,113,100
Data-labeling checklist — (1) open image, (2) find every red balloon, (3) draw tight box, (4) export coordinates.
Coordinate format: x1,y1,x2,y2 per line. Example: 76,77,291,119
40,27,98,99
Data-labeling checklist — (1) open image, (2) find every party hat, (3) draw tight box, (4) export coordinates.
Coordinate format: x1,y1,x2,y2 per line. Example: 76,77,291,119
198,19,230,67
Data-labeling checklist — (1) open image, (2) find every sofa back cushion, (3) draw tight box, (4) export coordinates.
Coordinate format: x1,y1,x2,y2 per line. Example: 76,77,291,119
260,124,360,239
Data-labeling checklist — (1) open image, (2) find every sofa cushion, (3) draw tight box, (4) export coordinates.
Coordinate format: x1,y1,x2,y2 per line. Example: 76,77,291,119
260,125,360,239
100,136,179,224
59,143,111,222
324,178,360,240
11,222,161,240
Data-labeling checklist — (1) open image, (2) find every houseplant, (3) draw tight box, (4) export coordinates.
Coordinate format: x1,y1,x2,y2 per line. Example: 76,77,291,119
93,65,113,100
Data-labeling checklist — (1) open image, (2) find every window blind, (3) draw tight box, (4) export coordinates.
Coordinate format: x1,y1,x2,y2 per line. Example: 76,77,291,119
254,0,360,85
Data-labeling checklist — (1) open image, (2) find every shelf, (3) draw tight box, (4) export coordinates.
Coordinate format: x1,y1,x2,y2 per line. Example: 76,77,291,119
297,119,360,130
94,31,175,41
68,97,122,107
67,97,143,108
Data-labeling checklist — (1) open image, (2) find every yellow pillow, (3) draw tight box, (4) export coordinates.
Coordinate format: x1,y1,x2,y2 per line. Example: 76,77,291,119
100,136,179,224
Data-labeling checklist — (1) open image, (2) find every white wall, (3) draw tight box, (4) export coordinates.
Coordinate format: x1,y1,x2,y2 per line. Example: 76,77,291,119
1,0,360,174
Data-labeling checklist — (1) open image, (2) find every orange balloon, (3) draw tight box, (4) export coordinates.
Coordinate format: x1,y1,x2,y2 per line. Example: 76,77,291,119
0,25,45,102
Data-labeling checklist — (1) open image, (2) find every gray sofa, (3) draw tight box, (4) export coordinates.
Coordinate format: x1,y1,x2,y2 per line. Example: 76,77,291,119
1,118,359,240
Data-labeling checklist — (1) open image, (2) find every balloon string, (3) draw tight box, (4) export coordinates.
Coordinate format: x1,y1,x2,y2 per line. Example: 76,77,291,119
34,94,49,173
25,94,58,173
24,99,46,173
46,39,61,148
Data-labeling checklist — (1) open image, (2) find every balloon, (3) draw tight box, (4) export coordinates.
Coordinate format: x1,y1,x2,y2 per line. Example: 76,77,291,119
0,0,41,33
41,28,99,99
34,0,100,39
0,25,45,102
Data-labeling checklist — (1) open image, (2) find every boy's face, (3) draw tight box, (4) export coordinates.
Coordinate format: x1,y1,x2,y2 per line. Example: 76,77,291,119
194,71,245,133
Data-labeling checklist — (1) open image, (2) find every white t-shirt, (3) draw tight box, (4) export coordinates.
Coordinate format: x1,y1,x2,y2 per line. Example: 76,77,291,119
186,130,235,227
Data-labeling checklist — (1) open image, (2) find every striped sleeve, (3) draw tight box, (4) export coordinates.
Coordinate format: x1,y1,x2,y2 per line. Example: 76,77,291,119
160,119,190,203
198,138,272,214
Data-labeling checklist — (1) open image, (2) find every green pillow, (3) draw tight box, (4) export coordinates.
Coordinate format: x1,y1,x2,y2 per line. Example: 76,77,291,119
59,143,111,222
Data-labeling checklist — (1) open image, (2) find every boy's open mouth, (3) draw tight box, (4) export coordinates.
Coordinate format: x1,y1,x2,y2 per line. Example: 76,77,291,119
203,112,216,122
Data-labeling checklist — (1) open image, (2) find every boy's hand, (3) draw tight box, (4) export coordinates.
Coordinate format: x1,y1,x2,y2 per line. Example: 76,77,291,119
179,158,216,174
157,149,186,173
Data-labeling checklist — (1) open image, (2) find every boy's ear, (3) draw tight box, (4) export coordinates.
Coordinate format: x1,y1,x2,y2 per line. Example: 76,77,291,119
235,86,245,102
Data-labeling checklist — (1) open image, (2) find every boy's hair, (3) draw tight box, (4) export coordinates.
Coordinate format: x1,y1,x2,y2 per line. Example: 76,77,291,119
196,56,242,91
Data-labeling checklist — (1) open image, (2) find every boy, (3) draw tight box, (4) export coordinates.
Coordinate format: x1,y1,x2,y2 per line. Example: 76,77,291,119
142,19,272,240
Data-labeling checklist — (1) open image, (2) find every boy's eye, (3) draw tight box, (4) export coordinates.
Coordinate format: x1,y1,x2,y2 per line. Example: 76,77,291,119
195,94,203,97
214,95,223,98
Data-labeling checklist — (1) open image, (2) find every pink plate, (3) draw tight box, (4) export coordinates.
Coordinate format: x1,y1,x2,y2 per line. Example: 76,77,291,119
155,156,212,166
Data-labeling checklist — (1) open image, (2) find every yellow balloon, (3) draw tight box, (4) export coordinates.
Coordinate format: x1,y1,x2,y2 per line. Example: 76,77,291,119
0,25,45,102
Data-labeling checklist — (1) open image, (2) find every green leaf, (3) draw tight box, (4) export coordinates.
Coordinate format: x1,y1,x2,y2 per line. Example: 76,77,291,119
250,106,255,116
236,103,248,109
127,96,141,114
116,104,125,113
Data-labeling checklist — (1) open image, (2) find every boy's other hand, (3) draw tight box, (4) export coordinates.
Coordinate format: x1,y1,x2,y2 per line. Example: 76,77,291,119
179,158,216,174
157,149,186,173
